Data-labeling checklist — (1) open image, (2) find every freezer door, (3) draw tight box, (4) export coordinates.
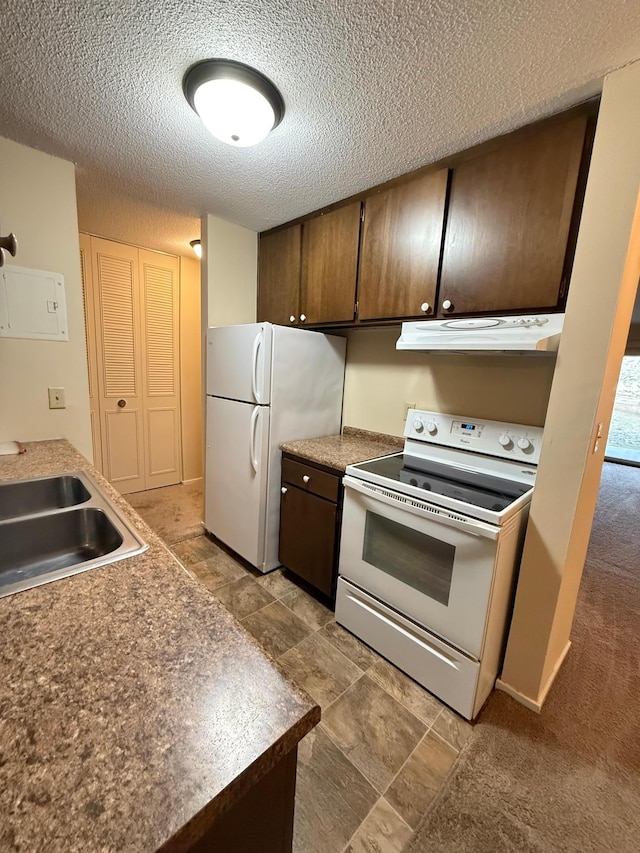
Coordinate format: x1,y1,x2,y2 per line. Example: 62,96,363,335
205,396,270,569
206,323,272,404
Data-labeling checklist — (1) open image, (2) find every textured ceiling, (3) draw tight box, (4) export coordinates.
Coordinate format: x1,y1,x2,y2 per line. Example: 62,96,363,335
2,1,640,248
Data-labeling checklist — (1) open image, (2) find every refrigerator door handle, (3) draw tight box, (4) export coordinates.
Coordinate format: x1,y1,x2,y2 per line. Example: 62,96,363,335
250,405,260,473
251,330,263,403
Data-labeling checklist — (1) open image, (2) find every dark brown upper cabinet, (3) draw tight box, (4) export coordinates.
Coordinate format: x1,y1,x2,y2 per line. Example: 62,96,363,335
300,201,361,324
438,114,589,316
257,224,301,325
357,169,449,321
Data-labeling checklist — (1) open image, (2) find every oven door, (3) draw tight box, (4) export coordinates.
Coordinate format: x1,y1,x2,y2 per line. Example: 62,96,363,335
338,475,501,659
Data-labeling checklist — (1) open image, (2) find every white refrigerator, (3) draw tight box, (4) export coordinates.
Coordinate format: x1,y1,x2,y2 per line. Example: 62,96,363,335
205,322,346,573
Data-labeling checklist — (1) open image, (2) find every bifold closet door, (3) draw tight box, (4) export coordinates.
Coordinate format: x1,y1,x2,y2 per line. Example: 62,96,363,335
138,249,182,489
91,237,146,494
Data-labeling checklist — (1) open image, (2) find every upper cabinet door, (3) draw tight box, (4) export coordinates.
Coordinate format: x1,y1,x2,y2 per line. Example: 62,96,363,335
300,202,361,324
358,169,449,320
439,115,588,316
257,224,301,326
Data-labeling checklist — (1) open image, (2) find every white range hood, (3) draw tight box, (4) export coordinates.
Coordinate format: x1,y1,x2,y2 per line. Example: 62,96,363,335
396,313,564,354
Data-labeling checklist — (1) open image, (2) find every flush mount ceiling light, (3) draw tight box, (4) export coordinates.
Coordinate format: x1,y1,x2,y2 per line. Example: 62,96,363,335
189,239,202,258
183,59,285,148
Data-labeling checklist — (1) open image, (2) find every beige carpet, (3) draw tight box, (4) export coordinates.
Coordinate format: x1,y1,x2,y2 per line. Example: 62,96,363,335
405,461,640,853
126,481,204,545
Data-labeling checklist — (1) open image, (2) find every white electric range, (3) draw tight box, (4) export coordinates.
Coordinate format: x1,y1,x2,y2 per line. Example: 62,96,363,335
335,409,543,720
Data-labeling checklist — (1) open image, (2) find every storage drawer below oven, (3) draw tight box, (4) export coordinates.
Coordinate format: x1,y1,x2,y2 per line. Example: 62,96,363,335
336,578,480,720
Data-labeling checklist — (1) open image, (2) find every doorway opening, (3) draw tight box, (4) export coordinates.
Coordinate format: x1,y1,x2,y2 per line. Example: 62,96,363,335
605,355,640,466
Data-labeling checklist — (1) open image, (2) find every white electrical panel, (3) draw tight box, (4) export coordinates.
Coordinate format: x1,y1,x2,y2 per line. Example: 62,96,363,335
0,264,69,341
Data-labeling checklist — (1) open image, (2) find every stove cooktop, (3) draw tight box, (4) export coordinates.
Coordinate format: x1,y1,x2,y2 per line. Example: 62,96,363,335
350,453,531,513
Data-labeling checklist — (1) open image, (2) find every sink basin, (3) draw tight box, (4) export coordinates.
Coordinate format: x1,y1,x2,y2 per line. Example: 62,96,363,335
0,474,91,521
0,508,123,588
0,470,147,598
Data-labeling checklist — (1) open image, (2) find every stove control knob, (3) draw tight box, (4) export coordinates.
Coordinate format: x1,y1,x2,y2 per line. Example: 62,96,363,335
413,419,424,433
517,437,532,451
426,422,438,435
498,434,513,448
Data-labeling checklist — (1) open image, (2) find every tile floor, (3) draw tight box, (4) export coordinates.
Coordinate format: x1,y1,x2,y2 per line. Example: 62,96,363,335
170,533,474,853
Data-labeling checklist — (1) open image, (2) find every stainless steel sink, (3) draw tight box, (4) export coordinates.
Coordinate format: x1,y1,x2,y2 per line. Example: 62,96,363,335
0,474,91,521
0,470,147,598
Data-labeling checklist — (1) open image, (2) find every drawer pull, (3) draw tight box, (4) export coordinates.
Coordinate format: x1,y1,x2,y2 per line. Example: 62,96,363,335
302,474,311,484
281,486,288,494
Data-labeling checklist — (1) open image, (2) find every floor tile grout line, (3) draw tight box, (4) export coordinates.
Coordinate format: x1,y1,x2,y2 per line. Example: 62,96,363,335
316,715,387,795
380,716,440,803
339,794,414,853
367,664,446,730
377,710,465,833
274,626,322,662
279,591,334,631
317,625,379,674
305,628,367,675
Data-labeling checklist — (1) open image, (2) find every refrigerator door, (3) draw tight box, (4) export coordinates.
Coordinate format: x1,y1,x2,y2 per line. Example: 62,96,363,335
205,396,270,569
206,323,273,404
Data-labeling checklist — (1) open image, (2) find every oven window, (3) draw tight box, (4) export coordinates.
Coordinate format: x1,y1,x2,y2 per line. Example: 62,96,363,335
363,511,454,606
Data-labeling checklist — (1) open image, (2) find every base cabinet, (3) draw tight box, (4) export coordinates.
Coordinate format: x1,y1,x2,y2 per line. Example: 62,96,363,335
279,455,343,599
186,748,298,852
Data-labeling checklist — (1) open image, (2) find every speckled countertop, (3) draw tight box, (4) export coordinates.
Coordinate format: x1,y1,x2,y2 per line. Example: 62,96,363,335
0,440,319,852
280,426,403,472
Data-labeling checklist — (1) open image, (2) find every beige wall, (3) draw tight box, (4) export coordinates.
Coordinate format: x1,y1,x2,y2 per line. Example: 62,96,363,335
500,60,640,708
180,255,203,481
0,137,92,458
343,327,556,435
202,214,257,327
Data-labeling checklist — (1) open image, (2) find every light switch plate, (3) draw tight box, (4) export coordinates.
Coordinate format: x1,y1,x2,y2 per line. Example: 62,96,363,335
48,387,66,409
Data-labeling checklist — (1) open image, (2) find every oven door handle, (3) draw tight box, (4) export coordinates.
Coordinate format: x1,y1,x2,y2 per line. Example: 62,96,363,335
343,475,500,541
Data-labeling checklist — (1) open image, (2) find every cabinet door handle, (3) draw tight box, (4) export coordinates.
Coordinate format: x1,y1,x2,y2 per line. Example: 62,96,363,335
442,299,454,311
420,302,431,313
299,314,306,322
302,474,311,484
289,315,296,323
281,486,288,494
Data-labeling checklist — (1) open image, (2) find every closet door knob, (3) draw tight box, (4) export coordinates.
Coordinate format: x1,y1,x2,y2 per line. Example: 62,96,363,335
117,399,127,409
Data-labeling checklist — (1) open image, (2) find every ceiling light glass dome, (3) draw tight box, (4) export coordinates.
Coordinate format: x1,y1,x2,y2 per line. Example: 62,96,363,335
183,59,285,148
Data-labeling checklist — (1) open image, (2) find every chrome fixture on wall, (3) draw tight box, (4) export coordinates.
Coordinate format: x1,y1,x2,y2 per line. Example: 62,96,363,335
0,220,18,267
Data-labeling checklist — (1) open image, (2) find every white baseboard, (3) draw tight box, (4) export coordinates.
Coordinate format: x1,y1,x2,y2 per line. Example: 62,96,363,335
496,640,572,713
181,477,203,486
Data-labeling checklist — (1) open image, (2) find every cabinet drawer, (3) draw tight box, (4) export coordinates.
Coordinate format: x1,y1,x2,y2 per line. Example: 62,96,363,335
281,457,340,502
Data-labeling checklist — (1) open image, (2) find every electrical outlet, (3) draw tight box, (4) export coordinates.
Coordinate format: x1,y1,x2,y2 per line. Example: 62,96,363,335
48,387,66,409
403,401,416,421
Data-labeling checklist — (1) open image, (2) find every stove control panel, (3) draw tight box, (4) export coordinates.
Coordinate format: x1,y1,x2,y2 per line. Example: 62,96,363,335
405,409,544,464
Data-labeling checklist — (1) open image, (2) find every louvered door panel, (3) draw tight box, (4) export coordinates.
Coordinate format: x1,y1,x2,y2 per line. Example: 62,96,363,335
91,237,145,494
139,250,181,489
79,233,103,472
145,264,176,396
100,256,137,396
